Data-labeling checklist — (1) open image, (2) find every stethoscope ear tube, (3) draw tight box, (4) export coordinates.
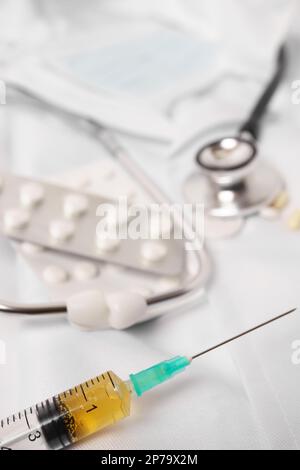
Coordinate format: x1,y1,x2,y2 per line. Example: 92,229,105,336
195,44,287,177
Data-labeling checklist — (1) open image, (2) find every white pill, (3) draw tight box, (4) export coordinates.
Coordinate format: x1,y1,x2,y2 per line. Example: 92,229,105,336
96,232,121,253
20,182,45,208
43,265,68,284
141,241,168,263
288,210,300,231
4,208,30,231
73,262,99,281
49,219,75,242
64,194,89,219
21,242,44,255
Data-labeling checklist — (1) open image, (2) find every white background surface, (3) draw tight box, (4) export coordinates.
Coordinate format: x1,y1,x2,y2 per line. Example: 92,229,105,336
0,0,300,450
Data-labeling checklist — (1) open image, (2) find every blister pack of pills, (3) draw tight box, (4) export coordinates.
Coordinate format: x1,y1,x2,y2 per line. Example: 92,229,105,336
0,171,185,279
0,158,190,301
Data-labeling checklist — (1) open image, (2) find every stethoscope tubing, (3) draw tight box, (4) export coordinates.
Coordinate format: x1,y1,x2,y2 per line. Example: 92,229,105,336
0,84,209,316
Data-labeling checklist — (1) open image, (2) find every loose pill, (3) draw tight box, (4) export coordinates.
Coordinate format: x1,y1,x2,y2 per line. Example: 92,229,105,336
43,265,68,284
64,193,89,219
49,219,75,242
20,182,45,208
73,262,99,281
141,241,168,263
261,191,289,220
288,210,300,231
271,191,289,211
4,208,30,231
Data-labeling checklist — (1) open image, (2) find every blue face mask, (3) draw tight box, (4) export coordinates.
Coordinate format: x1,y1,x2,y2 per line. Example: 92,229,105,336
57,26,220,100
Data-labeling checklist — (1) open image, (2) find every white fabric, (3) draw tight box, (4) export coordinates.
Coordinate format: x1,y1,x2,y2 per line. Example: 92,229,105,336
1,0,296,141
103,0,296,73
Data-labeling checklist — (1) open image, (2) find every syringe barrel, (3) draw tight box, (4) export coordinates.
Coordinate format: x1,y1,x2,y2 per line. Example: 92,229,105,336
0,372,131,450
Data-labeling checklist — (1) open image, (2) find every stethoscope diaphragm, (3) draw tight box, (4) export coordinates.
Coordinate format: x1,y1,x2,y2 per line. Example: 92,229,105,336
196,136,257,173
184,158,284,218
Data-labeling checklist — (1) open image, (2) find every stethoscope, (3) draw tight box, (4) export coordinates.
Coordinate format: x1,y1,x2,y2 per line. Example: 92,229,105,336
0,83,211,330
0,45,287,329
184,45,287,218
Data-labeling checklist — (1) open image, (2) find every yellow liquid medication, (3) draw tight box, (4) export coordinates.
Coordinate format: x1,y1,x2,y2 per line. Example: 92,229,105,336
0,371,132,450
56,372,131,446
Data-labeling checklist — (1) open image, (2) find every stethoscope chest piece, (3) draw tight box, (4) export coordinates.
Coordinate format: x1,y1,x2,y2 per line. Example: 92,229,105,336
184,136,284,218
184,44,287,219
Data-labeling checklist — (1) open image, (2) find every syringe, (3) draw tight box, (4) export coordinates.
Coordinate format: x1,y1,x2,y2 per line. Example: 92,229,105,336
0,308,296,450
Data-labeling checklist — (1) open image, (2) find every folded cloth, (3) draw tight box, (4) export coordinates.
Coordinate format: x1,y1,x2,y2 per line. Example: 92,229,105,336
104,0,297,76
